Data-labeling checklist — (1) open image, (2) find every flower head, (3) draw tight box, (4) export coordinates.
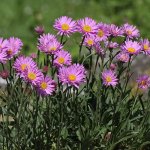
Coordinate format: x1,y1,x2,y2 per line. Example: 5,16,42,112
58,64,86,88
122,23,140,39
84,35,96,47
137,75,150,90
77,17,98,36
0,51,7,64
108,24,123,37
5,37,23,59
95,23,109,41
116,52,130,63
121,39,141,55
23,67,43,86
0,70,9,79
35,25,45,35
140,39,150,55
54,50,72,67
36,75,56,96
54,16,76,36
0,38,8,52
105,41,119,49
13,56,37,77
102,69,118,87
94,42,105,56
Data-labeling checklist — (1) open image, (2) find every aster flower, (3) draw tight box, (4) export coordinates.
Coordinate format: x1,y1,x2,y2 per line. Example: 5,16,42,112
36,75,56,96
105,41,119,49
0,38,8,52
5,37,23,59
0,70,9,79
121,39,141,55
122,23,140,39
94,42,105,56
77,17,98,36
102,69,118,87
35,25,45,35
140,39,150,55
38,34,63,54
116,52,130,63
95,22,109,41
108,24,123,37
23,67,43,86
53,16,76,36
58,64,86,88
54,50,72,67
84,35,96,47
13,56,37,77
0,51,7,64
137,75,150,90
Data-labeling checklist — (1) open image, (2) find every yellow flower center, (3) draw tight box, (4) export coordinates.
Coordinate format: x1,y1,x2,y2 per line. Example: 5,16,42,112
68,74,76,81
83,25,91,32
21,64,27,71
49,47,56,51
127,47,136,53
97,29,104,37
28,72,36,80
141,80,146,86
61,23,70,31
40,82,47,90
7,49,13,55
127,30,132,35
87,39,94,45
106,76,112,82
144,44,149,50
58,57,65,64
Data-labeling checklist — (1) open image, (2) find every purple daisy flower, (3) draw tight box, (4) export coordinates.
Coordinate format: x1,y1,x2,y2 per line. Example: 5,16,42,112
105,41,119,49
0,51,7,64
137,75,150,90
77,17,98,36
5,37,23,59
0,38,8,52
38,34,63,55
121,39,141,55
53,16,77,36
58,64,86,88
102,69,118,87
94,42,105,56
95,22,109,41
122,23,140,39
54,50,72,67
140,39,150,55
23,67,43,86
83,35,96,47
13,56,37,77
108,24,123,37
116,52,130,63
36,75,56,96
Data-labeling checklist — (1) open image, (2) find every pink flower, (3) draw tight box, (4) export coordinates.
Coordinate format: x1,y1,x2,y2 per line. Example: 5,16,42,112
13,56,37,77
38,34,63,55
0,38,8,51
54,16,77,36
5,37,23,59
95,23,109,41
36,75,56,96
102,69,118,87
58,64,86,88
0,70,9,79
23,67,43,86
94,42,105,56
108,24,123,37
116,52,130,63
0,50,7,64
77,17,98,36
121,39,141,55
140,39,150,55
137,75,150,90
35,25,45,35
105,41,119,49
54,50,72,67
122,23,140,39
84,35,96,47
